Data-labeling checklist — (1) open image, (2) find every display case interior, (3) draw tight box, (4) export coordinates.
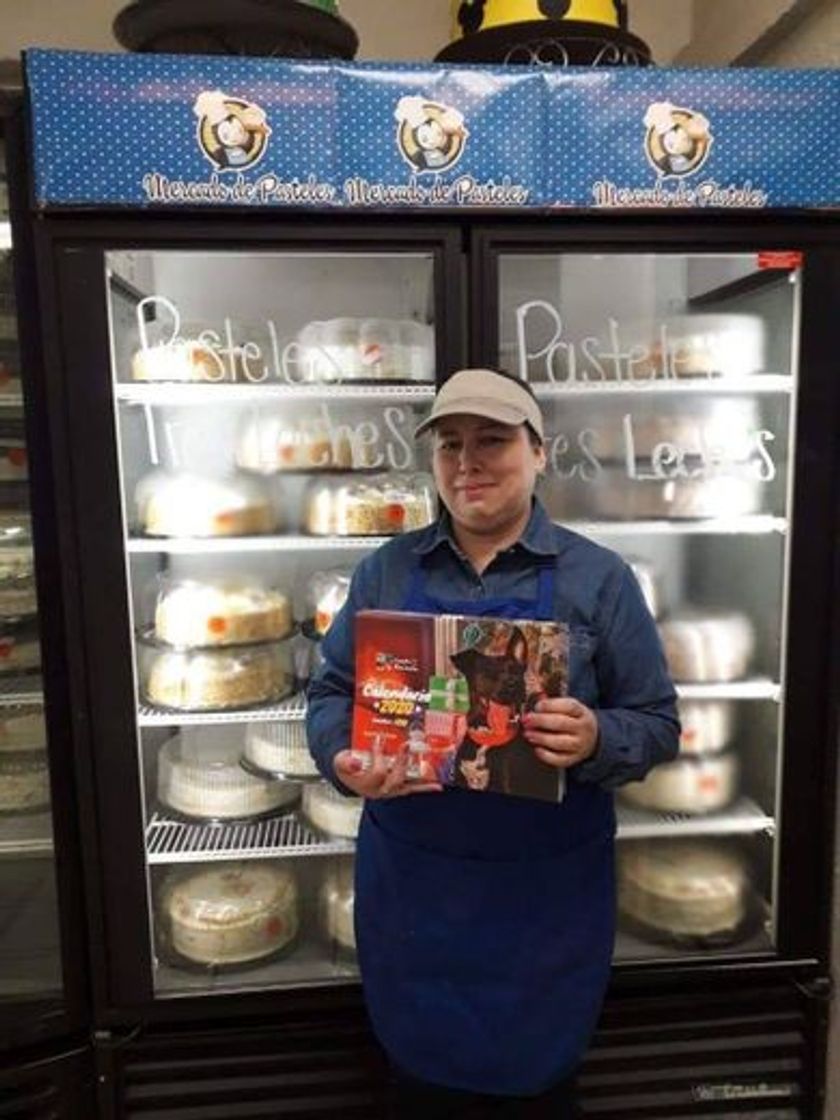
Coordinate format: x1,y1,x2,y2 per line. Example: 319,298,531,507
107,248,438,996
496,251,798,964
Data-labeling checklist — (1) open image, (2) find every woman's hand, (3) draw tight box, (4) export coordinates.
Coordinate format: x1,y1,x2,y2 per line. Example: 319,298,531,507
522,698,599,768
333,749,443,799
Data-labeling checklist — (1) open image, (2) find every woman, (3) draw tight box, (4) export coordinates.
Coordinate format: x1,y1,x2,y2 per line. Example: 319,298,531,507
307,368,679,1118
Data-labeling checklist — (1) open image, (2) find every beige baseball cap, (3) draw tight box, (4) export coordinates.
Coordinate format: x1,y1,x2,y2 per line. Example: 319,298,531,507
414,368,544,441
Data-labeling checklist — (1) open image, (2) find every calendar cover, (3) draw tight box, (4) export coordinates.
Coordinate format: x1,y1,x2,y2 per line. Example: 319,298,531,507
352,610,569,803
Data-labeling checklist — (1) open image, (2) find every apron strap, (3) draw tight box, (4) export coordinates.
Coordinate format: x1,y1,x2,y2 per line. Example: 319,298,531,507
536,557,556,620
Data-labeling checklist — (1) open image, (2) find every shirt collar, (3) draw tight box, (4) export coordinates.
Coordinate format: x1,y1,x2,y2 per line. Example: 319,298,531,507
412,498,558,559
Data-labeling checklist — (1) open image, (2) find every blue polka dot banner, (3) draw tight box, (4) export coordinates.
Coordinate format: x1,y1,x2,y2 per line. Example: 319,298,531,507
26,49,840,211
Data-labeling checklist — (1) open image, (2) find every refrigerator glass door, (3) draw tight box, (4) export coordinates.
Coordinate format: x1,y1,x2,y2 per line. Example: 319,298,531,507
497,251,798,963
0,132,62,1007
104,248,436,997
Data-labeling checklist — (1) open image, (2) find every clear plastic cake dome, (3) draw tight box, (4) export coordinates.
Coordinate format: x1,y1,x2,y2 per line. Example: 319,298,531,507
151,573,294,649
135,468,280,538
307,570,352,637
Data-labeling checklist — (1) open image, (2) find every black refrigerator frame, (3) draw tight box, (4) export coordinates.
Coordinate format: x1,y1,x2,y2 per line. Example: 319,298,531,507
0,94,91,1057
23,204,840,1096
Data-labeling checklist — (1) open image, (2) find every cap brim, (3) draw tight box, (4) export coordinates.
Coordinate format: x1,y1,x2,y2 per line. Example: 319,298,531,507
414,399,531,438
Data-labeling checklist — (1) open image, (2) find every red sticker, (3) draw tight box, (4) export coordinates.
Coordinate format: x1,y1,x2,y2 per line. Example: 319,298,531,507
757,251,803,270
7,448,26,468
0,639,14,660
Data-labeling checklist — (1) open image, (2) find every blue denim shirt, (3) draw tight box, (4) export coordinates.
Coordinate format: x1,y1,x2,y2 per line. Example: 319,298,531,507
306,499,679,790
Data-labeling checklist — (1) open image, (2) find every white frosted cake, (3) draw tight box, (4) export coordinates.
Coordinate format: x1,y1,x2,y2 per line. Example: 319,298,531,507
618,840,748,942
659,610,754,683
592,472,761,521
593,397,760,460
677,699,735,755
653,313,766,380
137,470,278,538
0,705,46,752
131,340,226,382
303,782,363,839
142,640,292,711
162,862,298,966
305,474,435,537
0,627,40,673
619,752,738,815
0,753,50,813
244,721,318,779
296,318,434,383
157,735,299,821
155,579,293,648
0,440,27,481
320,860,356,953
236,414,365,473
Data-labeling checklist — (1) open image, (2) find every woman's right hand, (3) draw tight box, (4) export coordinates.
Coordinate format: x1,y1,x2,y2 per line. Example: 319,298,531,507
333,749,443,799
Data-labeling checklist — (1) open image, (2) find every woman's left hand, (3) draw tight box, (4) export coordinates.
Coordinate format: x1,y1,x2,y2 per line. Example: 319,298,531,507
522,698,599,768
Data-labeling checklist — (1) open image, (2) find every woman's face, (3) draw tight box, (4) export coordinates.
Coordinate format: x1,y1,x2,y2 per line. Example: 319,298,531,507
432,415,545,537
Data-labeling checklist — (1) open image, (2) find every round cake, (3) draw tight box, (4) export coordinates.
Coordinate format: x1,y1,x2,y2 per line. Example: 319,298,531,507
590,472,762,521
244,721,319,780
141,638,292,711
591,397,761,460
0,438,27,481
310,571,351,637
677,699,735,756
296,318,434,383
137,470,278,538
304,474,435,537
0,752,50,814
162,862,298,967
0,621,40,674
0,705,46,752
619,752,738,815
302,782,363,839
0,514,33,585
131,340,227,383
659,610,754,683
157,735,299,821
236,413,362,473
618,840,749,944
155,579,293,648
647,314,766,380
320,859,356,954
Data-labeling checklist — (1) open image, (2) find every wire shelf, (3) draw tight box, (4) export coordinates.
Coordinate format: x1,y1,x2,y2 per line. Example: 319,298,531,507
116,382,436,405
146,810,354,864
531,375,793,397
676,679,781,702
138,694,307,727
128,534,390,554
569,516,787,537
0,812,53,858
616,797,774,840
0,677,43,708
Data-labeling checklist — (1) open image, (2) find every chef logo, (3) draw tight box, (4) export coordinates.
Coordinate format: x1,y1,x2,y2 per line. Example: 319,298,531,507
643,101,713,178
193,90,271,172
395,96,469,174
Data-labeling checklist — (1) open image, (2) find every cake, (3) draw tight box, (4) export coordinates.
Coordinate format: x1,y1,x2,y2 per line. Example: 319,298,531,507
618,840,749,943
0,705,46,751
244,721,319,779
236,413,365,473
0,752,50,814
302,782,363,839
659,610,754,683
0,580,37,618
141,638,292,711
0,438,27,481
591,397,761,460
155,579,293,648
161,862,299,967
296,318,434,383
0,514,33,584
0,359,21,400
619,752,738,815
589,472,762,521
451,0,623,38
157,734,299,821
0,621,40,674
320,859,356,954
304,474,435,537
310,571,351,637
136,470,278,538
677,699,735,756
642,314,766,380
131,340,227,383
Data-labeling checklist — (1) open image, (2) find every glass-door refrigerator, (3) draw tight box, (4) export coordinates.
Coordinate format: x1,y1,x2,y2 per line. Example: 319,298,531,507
0,95,94,1114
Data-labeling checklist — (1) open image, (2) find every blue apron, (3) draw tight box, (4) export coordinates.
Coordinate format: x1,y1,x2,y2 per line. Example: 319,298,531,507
355,555,616,1096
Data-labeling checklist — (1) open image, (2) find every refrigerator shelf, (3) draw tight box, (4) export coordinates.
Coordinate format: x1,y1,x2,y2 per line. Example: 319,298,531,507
0,678,43,707
138,694,307,726
116,382,436,405
0,813,53,859
572,516,787,537
616,797,775,839
531,375,793,397
127,534,389,555
676,679,781,701
145,810,355,864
